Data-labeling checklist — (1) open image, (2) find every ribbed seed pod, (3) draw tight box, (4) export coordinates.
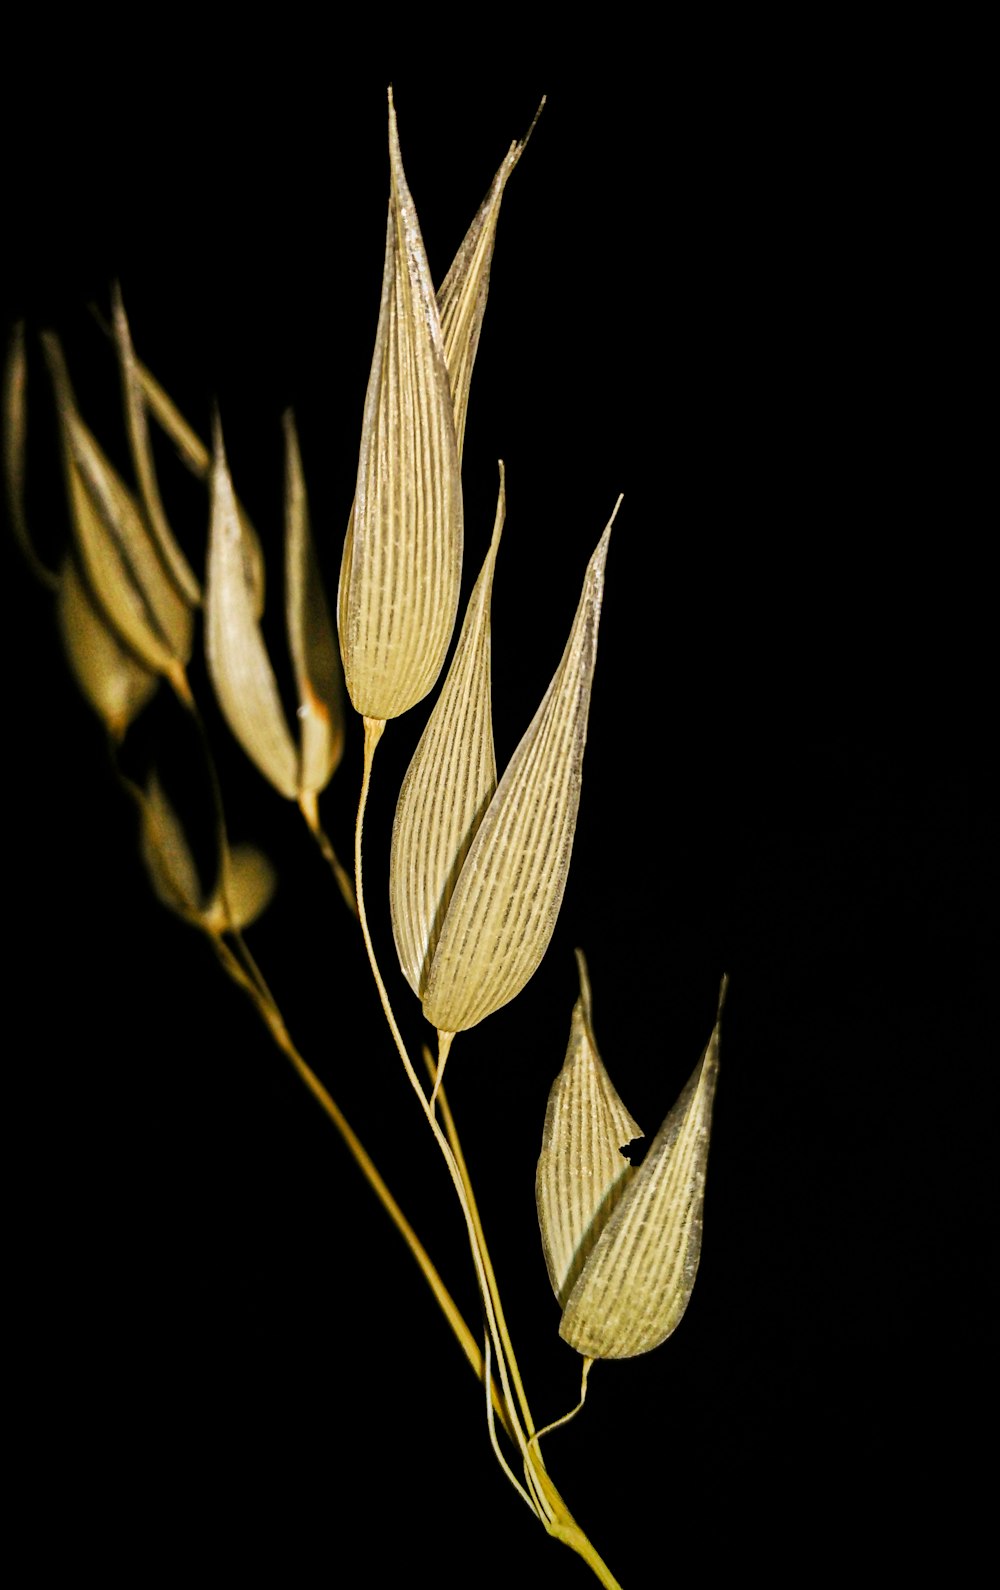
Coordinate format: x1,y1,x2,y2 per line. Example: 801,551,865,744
554,979,727,1359
338,89,463,721
536,951,643,1308
390,469,505,997
421,502,620,1033
437,128,531,462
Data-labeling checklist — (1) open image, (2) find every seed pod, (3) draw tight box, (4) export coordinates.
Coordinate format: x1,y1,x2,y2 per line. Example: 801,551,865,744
536,951,643,1308
338,89,463,721
205,413,344,803
4,322,58,590
206,415,300,799
56,553,158,741
421,501,620,1033
138,772,275,935
42,332,194,695
284,410,345,797
390,468,505,997
553,978,727,1360
110,284,202,608
437,114,536,462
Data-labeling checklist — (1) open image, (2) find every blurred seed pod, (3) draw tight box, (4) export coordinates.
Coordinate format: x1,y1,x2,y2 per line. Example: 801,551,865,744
110,284,202,608
139,771,275,934
538,975,727,1360
4,322,58,589
205,413,344,804
41,332,194,698
56,552,159,741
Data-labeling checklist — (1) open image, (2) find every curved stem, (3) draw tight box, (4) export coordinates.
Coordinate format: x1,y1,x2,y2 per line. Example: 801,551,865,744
354,717,544,1517
209,932,514,1441
424,1042,537,1444
299,789,357,916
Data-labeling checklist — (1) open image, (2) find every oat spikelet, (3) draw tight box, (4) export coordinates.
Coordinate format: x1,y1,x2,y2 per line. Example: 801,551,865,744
338,89,463,721
421,500,620,1033
390,468,505,996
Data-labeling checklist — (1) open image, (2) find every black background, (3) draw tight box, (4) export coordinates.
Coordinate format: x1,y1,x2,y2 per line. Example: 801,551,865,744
4,33,991,1587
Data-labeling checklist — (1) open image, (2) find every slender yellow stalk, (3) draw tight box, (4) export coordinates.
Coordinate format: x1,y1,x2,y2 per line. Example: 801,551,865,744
208,931,514,1439
109,722,505,1432
299,790,357,915
423,1042,537,1444
355,719,625,1586
353,716,544,1517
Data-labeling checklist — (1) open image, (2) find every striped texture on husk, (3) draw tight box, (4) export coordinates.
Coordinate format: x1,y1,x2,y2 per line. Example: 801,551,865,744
390,472,505,997
558,981,726,1359
421,510,616,1033
206,419,300,799
536,951,643,1308
338,91,462,720
437,139,524,463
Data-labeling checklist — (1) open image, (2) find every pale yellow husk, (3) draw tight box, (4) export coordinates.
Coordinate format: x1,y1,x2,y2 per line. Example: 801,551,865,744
438,138,527,462
56,553,158,740
389,469,505,997
283,410,345,795
111,284,202,607
338,89,463,721
421,504,619,1033
206,417,300,799
41,332,193,687
536,950,643,1308
557,979,727,1359
139,772,275,933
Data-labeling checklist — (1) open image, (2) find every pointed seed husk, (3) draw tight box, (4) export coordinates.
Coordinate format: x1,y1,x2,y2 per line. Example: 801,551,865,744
57,553,158,740
139,772,204,920
421,501,620,1032
111,284,202,608
390,466,505,996
437,128,530,461
557,978,727,1359
338,89,463,720
283,410,345,796
41,333,193,687
536,950,644,1308
205,416,300,799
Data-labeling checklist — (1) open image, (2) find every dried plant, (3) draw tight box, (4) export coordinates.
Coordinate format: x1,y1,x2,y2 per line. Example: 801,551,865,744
6,92,727,1586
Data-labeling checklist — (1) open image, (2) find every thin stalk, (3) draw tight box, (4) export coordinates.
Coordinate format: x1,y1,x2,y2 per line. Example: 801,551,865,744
528,1358,593,1449
209,931,514,1440
354,716,544,1518
299,789,357,915
424,1042,537,1444
109,741,510,1433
